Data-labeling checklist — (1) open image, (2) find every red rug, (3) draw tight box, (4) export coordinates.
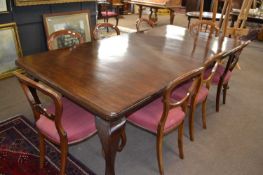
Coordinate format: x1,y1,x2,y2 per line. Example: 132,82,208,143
0,149,57,175
0,115,95,175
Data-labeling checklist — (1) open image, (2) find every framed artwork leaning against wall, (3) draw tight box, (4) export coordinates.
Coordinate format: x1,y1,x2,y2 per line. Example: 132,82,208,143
14,0,91,6
0,23,23,79
0,0,8,13
43,10,92,46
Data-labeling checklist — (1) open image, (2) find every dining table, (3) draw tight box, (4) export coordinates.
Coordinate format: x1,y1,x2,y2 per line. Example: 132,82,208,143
16,25,243,175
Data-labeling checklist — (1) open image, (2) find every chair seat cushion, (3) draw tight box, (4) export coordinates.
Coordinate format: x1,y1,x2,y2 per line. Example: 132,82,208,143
172,82,209,103
205,64,232,84
128,98,185,134
101,11,118,17
36,98,96,144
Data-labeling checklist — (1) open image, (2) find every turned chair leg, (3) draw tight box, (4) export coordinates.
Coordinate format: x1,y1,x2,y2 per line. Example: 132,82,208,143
216,81,223,112
39,133,46,169
202,97,208,129
178,121,184,159
60,141,68,175
156,132,164,175
223,83,229,104
189,100,196,141
116,17,119,26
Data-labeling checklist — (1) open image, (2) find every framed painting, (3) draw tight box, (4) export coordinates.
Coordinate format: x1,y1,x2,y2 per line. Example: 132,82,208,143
15,0,91,6
0,0,8,13
43,10,92,48
0,23,23,79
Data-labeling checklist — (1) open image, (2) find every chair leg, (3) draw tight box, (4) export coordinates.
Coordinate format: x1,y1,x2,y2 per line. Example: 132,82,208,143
223,83,228,104
39,133,45,169
60,141,68,175
156,131,164,175
116,17,119,26
216,81,223,112
189,101,196,141
178,121,184,159
202,97,208,129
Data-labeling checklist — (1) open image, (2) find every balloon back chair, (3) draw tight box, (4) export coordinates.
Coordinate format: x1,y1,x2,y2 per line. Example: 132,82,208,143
93,23,120,40
135,18,155,32
14,72,97,175
128,67,204,175
99,1,122,26
47,29,84,50
204,40,251,112
172,53,223,141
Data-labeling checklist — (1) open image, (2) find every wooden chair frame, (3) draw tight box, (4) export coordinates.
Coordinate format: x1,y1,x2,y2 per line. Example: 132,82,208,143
47,29,84,50
215,41,250,112
99,1,121,26
135,18,155,32
93,22,120,40
14,72,97,175
14,72,67,174
128,67,203,175
187,53,223,141
156,67,203,175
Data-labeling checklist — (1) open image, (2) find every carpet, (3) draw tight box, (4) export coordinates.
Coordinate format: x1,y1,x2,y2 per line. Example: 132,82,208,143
0,115,95,175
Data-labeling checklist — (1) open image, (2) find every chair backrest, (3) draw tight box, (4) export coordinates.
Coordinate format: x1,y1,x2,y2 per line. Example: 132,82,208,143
93,23,120,40
14,72,66,138
220,40,250,78
136,18,155,32
47,29,84,50
157,67,204,132
203,52,224,88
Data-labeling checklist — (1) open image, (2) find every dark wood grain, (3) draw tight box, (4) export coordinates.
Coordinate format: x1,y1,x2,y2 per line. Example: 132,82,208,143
16,25,244,175
128,0,182,24
16,25,242,121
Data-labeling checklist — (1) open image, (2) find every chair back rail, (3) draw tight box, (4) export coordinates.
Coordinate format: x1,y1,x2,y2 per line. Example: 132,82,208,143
136,18,155,32
157,67,204,133
47,29,84,50
203,52,225,88
222,40,250,78
14,72,66,140
93,22,120,40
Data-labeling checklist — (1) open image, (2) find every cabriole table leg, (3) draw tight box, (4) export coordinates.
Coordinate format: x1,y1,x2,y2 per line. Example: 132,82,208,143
95,117,126,175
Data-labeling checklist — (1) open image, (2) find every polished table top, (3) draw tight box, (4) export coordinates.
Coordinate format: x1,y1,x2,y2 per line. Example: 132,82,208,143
16,25,242,122
186,11,222,20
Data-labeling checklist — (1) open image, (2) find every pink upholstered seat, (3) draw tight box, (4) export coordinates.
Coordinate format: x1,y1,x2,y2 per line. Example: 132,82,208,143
36,98,96,144
101,11,118,17
172,82,209,104
128,98,185,134
205,64,232,84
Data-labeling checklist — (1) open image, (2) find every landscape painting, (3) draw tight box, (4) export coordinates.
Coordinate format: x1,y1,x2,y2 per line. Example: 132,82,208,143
0,23,22,79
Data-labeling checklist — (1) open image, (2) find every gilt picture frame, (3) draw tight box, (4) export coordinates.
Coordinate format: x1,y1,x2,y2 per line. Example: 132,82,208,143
15,0,91,6
43,10,92,47
0,0,8,13
0,23,23,79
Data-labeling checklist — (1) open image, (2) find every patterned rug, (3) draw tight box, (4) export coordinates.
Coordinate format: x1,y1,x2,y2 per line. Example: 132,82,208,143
0,115,96,175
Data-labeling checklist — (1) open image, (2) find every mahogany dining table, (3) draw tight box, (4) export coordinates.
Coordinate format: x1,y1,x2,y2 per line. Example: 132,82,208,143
16,25,243,175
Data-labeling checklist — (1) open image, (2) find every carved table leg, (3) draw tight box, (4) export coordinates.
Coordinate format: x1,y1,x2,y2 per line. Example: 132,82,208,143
169,9,175,24
95,117,126,175
154,8,158,23
149,8,158,23
138,5,143,18
149,8,153,21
